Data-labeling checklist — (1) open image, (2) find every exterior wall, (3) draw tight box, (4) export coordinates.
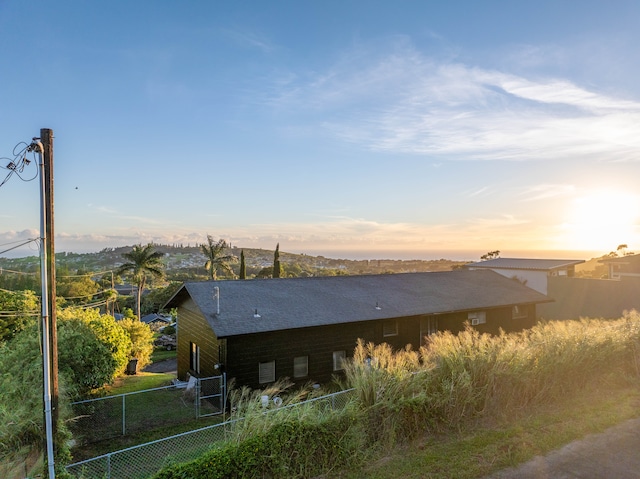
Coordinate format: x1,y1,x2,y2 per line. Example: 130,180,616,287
539,276,640,320
481,268,549,294
223,305,534,389
225,321,377,389
176,298,223,380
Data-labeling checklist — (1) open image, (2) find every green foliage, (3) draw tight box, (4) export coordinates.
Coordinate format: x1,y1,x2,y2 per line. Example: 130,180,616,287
239,250,246,279
162,325,176,335
344,313,640,448
0,289,39,342
116,243,165,319
56,273,100,304
58,308,132,381
200,235,236,280
152,412,364,479
118,317,155,370
0,325,72,475
141,281,181,315
273,243,281,278
58,318,120,396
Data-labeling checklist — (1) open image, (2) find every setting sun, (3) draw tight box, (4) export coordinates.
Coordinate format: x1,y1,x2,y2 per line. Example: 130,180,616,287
562,190,640,252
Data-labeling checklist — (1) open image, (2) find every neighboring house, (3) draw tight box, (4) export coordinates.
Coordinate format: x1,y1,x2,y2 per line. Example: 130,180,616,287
140,313,173,329
598,254,640,280
165,270,550,390
464,258,585,295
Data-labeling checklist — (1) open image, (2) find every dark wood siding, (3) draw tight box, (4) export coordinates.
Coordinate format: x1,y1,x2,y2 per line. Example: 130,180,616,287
176,298,222,380
225,321,376,389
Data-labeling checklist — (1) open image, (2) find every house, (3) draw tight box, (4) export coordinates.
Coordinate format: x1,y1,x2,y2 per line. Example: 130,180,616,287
164,270,551,390
598,254,640,280
140,313,173,329
464,258,585,295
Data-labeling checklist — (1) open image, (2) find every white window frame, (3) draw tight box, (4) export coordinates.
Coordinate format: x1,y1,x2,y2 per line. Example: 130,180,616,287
259,360,276,384
293,356,308,378
420,317,438,345
468,311,486,326
190,342,200,374
333,351,346,371
382,319,398,337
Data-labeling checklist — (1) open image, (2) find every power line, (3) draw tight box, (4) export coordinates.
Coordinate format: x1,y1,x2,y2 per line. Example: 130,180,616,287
0,141,38,188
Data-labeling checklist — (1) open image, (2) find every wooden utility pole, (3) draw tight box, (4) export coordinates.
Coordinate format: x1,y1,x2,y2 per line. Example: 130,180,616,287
42,128,59,447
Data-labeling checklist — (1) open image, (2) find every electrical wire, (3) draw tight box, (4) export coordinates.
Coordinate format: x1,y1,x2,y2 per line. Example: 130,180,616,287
0,238,40,256
0,141,38,188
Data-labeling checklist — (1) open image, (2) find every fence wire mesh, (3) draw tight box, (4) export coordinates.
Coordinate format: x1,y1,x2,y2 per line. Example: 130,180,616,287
70,376,225,445
66,388,354,479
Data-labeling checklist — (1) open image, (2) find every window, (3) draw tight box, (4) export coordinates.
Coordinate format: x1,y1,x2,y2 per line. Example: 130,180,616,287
333,351,346,371
468,311,486,326
259,360,275,384
189,342,200,374
382,319,398,337
512,305,528,319
293,356,308,378
420,317,438,345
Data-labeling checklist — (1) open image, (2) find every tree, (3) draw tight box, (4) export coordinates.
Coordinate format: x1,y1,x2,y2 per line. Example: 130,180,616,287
239,250,246,280
201,235,236,280
118,318,155,371
0,289,39,342
273,243,281,278
480,250,500,261
116,243,165,320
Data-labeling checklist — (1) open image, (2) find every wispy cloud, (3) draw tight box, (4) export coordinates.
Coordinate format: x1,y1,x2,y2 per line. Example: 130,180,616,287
517,183,576,202
271,38,640,162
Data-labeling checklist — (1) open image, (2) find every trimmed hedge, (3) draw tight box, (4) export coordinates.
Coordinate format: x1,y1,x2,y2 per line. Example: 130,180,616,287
152,413,364,479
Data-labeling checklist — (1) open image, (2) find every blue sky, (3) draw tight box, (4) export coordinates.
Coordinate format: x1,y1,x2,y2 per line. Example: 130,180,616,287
1,1,640,260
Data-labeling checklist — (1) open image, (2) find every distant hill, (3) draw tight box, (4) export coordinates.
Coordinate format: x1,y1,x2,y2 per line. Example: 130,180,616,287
0,244,469,280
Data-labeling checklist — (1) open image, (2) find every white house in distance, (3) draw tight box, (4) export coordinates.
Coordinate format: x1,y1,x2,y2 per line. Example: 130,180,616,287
464,258,585,295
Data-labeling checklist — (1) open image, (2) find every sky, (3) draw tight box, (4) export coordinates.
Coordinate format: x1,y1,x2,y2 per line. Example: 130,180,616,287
1,1,640,261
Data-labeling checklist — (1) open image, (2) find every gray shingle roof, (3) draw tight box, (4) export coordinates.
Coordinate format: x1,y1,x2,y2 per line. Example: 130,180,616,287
465,258,584,271
166,270,551,338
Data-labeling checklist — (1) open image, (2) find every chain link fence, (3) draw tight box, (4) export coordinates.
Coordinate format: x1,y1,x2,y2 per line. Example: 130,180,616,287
70,376,225,445
66,388,354,479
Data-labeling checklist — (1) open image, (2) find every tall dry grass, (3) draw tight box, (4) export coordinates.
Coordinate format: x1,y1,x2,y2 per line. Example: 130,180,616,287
344,311,640,447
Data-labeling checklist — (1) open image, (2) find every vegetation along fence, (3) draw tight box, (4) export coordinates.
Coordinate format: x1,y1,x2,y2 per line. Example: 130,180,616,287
66,388,353,479
70,375,226,445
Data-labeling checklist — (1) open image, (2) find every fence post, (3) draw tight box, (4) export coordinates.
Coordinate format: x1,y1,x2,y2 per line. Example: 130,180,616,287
122,395,126,436
107,452,112,479
195,378,200,419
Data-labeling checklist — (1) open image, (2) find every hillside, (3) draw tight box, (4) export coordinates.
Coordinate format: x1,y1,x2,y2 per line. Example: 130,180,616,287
0,244,469,279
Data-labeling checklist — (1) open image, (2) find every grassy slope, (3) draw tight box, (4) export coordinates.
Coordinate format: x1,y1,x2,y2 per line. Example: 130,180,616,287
336,381,640,479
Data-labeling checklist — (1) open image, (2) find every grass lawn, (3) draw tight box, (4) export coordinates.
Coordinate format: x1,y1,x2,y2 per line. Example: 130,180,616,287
70,371,223,462
151,347,177,363
334,380,640,479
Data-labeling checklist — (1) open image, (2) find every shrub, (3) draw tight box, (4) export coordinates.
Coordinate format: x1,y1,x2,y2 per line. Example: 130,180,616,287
118,317,155,370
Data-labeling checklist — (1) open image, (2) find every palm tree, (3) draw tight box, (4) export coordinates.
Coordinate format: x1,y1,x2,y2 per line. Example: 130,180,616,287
116,243,165,320
201,235,237,280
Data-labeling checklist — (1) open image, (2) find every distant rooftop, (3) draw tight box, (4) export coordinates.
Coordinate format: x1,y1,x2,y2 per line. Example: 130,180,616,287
465,258,585,271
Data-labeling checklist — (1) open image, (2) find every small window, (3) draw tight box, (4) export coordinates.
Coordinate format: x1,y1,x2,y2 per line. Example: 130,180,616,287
333,351,346,371
420,317,438,345
259,360,275,384
512,305,528,319
468,311,486,326
382,319,398,337
293,356,308,378
190,342,200,374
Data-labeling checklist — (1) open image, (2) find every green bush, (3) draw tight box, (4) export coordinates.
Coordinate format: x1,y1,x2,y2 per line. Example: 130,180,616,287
152,413,364,479
119,317,155,370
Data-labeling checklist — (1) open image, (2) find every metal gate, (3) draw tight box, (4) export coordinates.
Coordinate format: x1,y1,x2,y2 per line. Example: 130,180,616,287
196,373,226,418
